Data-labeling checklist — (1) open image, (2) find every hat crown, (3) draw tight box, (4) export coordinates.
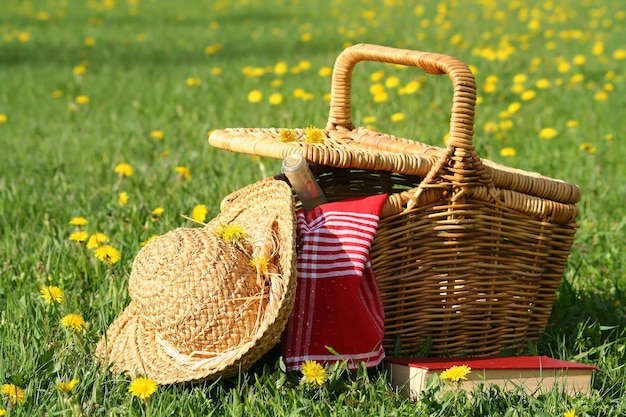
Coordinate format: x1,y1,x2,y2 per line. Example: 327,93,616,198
129,227,264,356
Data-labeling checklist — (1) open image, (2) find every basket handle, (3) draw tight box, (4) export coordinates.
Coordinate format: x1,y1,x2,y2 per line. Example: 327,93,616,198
327,43,498,205
326,43,476,154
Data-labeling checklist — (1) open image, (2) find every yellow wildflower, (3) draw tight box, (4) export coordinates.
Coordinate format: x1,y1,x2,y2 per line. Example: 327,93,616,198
390,112,405,123
69,231,88,243
174,166,191,180
1,384,25,405
612,49,626,60
41,286,64,304
248,89,263,103
151,207,164,217
114,162,133,177
86,233,109,249
57,379,79,394
507,102,521,114
75,95,89,105
535,78,551,89
118,191,129,206
300,360,328,386
128,377,158,400
385,76,400,88
191,204,208,223
185,77,201,87
440,364,471,382
279,129,298,142
84,37,96,46
318,66,332,77
594,91,609,101
94,245,121,265
150,130,164,139
521,90,536,101
61,313,86,332
69,216,88,226
0,114,7,123
268,93,283,105
539,127,558,139
249,254,269,274
500,147,516,157
304,126,325,144
141,235,159,246
214,224,246,244
274,61,288,75
579,143,597,154
73,65,87,75
563,410,576,417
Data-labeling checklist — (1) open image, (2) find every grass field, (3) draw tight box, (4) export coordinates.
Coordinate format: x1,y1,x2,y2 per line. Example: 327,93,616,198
1,0,625,415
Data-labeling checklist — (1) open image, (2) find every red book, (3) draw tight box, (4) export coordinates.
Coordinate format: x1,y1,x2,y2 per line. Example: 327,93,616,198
384,356,599,399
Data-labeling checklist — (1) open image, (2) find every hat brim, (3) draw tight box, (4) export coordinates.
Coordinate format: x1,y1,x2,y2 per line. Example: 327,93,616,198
97,179,297,384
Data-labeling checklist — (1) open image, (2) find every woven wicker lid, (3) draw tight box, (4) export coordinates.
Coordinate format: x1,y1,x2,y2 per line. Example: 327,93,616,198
209,43,581,205
96,179,297,384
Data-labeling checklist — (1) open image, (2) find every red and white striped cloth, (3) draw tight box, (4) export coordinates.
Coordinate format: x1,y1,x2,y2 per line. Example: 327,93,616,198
282,194,388,371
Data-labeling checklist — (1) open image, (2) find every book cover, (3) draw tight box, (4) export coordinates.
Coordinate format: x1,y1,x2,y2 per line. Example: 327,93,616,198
385,356,599,399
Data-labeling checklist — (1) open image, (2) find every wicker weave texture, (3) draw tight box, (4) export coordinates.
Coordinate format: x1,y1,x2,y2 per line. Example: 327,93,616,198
208,43,581,357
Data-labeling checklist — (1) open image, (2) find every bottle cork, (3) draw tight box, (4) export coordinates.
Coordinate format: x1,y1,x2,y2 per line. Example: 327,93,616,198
282,154,328,210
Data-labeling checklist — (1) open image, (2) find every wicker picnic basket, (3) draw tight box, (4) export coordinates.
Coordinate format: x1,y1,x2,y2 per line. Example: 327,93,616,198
209,43,581,357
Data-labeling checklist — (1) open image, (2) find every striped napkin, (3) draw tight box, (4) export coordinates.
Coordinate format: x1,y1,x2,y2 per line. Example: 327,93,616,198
282,194,388,371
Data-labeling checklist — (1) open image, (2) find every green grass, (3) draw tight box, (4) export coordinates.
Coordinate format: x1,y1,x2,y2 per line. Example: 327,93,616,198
1,0,625,415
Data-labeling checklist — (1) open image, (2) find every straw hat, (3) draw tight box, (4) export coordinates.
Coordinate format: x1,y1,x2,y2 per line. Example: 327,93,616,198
96,179,297,384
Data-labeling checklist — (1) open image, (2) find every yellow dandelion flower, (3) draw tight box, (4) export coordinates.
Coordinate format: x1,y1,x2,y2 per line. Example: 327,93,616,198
18,32,30,42
369,83,385,95
318,66,332,77
535,78,551,89
593,91,609,101
539,127,558,139
75,95,89,105
191,204,208,223
566,120,579,128
605,133,613,141
150,130,164,140
373,91,388,103
174,166,192,180
520,90,536,101
499,120,514,131
86,233,109,249
151,207,164,216
69,230,88,243
500,147,516,157
570,73,584,84
573,54,586,66
390,112,405,123
270,79,283,88
274,61,288,76
84,36,96,46
61,313,86,332
118,191,129,206
385,76,400,88
57,379,79,394
204,44,222,55
185,77,201,87
612,49,626,60
249,254,269,274
73,65,87,75
300,360,328,386
579,143,597,154
298,61,312,71
439,364,471,382
292,88,305,98
370,70,385,82
41,286,64,304
402,80,420,94
1,114,10,123
507,102,522,114
279,129,298,142
483,82,497,94
268,93,283,105
557,61,571,73
52,89,63,98
592,41,604,56
512,73,527,84
214,224,246,244
248,89,263,103
0,407,5,416
94,245,121,265
563,409,577,417
114,162,133,177
128,377,158,400
511,84,525,94
363,116,377,124
304,126,325,143
141,235,159,247
211,67,222,75
484,121,499,133
69,216,88,226
1,384,25,405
